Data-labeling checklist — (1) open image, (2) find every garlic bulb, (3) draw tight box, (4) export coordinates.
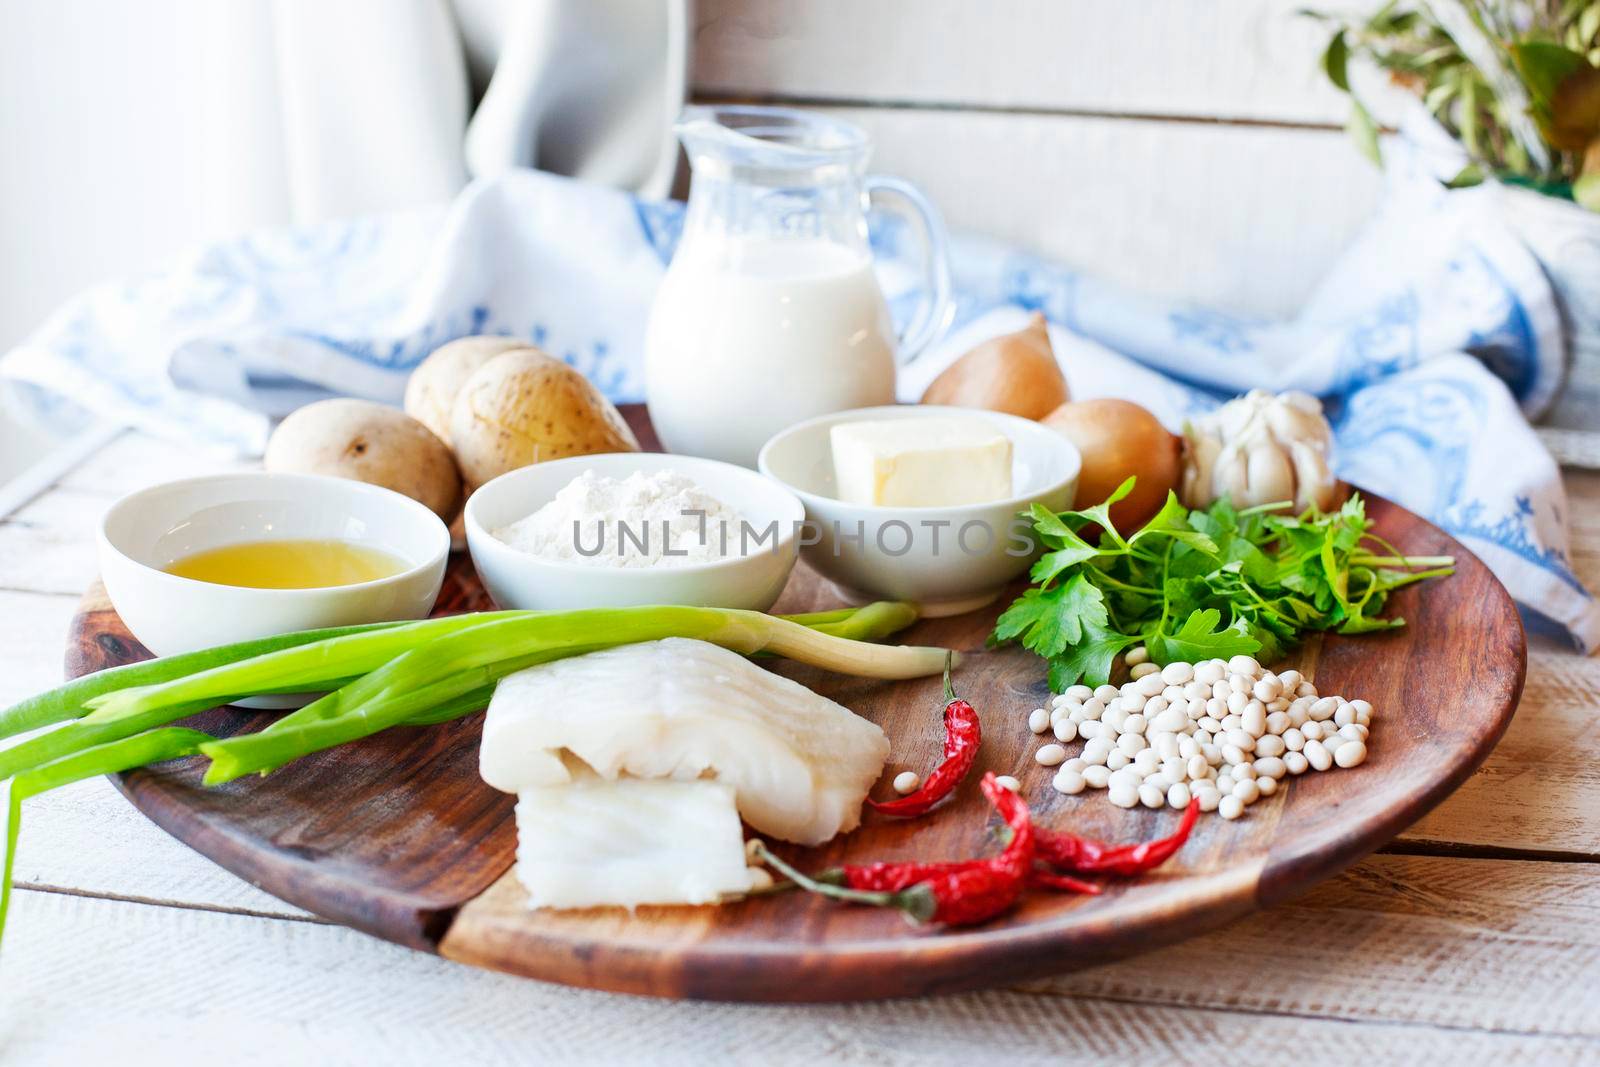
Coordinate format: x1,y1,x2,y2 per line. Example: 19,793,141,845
1180,390,1339,512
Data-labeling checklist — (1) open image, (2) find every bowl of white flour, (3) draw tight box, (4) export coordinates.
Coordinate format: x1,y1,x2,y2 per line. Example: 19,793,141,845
463,453,804,611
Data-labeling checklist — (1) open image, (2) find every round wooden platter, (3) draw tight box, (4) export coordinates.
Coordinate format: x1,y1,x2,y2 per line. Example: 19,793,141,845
65,496,1525,1002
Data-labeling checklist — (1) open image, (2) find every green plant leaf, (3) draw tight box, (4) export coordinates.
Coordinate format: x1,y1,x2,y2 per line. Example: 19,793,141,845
1512,41,1588,107
1324,29,1352,91
1348,99,1382,164
1446,162,1486,188
1145,608,1262,664
1046,621,1139,690
1576,170,1600,211
990,572,1108,658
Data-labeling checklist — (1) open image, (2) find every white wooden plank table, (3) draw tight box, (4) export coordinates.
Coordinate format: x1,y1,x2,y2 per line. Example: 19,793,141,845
1,430,1598,1065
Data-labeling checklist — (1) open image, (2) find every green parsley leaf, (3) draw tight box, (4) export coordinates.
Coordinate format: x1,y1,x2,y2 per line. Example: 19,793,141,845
1145,608,1262,663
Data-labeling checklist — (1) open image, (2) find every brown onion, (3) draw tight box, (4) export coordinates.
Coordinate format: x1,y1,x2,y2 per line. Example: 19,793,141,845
1041,399,1182,532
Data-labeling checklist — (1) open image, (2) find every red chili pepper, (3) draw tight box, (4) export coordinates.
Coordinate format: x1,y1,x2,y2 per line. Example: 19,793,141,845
867,653,979,818
1028,869,1103,895
1034,798,1199,876
753,773,1033,927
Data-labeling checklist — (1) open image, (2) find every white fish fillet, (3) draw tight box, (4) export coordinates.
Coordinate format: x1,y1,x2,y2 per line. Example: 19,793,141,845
514,772,761,909
480,637,890,845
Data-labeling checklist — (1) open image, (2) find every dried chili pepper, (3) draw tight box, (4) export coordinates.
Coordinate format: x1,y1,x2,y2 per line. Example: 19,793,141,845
1034,798,1199,877
867,653,979,818
751,773,1034,926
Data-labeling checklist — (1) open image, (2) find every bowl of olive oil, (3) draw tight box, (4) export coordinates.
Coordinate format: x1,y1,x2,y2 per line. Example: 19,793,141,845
99,472,449,658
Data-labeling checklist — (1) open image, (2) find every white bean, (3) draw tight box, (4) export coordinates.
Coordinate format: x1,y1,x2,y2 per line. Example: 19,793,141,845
1296,681,1318,698
1082,737,1113,765
1162,684,1186,703
1138,783,1166,809
1284,750,1310,775
1241,703,1268,738
1335,740,1368,768
1253,677,1283,702
1283,727,1306,752
1145,774,1172,792
1202,743,1224,766
1083,765,1112,789
1116,732,1148,756
1221,714,1243,732
1106,750,1131,770
1178,737,1200,760
1094,684,1121,703
1187,754,1212,781
893,771,921,794
1228,655,1262,677
1276,669,1302,691
1184,680,1211,702
1028,708,1051,734
1253,756,1287,780
1334,703,1357,727
1309,696,1339,721
1232,762,1257,781
1136,673,1166,697
1125,645,1150,666
1168,781,1192,809
1225,729,1257,753
1109,783,1140,808
1064,757,1086,773
1081,697,1106,720
1054,719,1079,743
1130,661,1160,679
1355,705,1373,727
1216,774,1236,795
1053,768,1087,795
1301,721,1325,741
1255,734,1286,758
1198,715,1223,734
996,775,1022,792
1349,698,1373,719
1267,697,1290,713
1232,779,1261,805
1265,711,1290,736
1195,660,1226,685
1304,739,1334,771
1036,744,1068,766
1109,767,1145,791
1124,711,1150,734
1152,732,1182,759
1067,684,1095,703
1161,661,1195,685
1226,690,1249,715
1221,744,1248,766
1257,775,1278,797
1339,723,1369,743
1078,720,1103,741
1219,795,1246,820
1212,680,1231,702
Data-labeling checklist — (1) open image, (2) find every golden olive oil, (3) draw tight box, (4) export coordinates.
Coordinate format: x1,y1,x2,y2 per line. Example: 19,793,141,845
164,539,406,590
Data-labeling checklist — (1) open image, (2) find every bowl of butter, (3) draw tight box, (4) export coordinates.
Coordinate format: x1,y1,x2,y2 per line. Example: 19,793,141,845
758,405,1080,616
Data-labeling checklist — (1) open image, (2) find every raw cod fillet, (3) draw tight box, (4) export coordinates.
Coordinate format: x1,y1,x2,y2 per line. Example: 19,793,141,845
480,637,890,845
514,771,762,908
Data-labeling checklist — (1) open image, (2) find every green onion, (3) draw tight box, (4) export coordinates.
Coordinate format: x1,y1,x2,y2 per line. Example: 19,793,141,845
201,607,949,783
0,621,410,743
1,727,214,947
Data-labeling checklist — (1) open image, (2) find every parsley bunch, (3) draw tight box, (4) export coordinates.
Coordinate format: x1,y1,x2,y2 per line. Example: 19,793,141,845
991,478,1455,690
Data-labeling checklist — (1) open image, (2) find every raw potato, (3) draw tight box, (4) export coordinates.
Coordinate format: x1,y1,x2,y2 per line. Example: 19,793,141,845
449,349,640,487
1042,399,1182,532
404,336,532,442
920,313,1068,419
265,399,461,522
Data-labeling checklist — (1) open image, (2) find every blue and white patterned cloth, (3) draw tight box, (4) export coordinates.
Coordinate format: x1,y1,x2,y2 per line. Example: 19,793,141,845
4,135,1595,648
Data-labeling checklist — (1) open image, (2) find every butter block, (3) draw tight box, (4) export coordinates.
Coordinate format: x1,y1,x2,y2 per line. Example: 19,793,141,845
830,417,1013,506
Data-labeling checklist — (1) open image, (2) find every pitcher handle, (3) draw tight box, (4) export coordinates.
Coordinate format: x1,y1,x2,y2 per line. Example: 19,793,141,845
865,175,953,364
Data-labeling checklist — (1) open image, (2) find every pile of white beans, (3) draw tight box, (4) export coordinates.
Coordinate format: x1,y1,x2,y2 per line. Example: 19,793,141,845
1025,650,1374,819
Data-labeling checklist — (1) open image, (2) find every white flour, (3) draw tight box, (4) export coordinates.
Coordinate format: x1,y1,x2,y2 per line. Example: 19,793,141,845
494,469,745,568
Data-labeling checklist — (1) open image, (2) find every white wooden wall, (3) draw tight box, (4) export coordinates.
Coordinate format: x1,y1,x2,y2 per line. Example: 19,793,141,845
692,0,1398,318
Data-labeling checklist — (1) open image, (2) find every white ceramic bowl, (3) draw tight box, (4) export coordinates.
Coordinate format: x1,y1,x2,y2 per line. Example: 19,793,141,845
758,405,1081,616
99,472,450,657
464,453,804,612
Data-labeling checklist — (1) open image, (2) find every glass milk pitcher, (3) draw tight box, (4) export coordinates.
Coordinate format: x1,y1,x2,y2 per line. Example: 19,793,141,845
645,106,952,467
